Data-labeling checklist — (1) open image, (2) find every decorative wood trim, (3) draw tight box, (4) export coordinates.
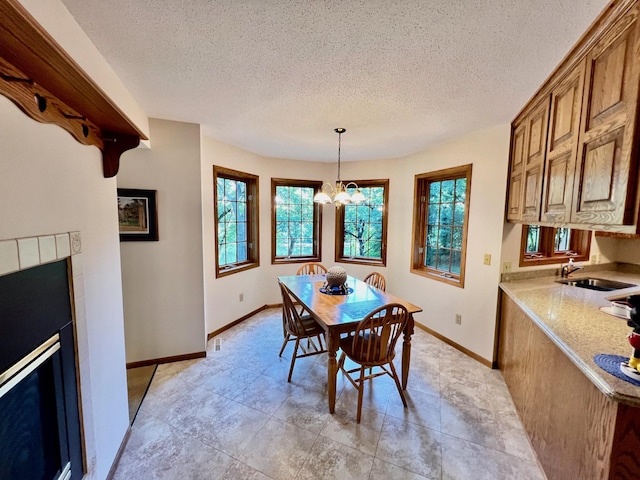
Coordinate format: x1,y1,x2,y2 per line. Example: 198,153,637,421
207,305,270,341
126,351,205,369
0,0,146,177
415,321,493,368
106,425,131,480
595,231,640,239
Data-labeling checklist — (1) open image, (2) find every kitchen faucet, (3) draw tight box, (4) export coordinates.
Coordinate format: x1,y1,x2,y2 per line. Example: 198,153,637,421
561,259,583,278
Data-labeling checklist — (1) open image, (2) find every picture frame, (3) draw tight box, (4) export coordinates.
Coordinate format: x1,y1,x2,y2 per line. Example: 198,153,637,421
117,188,159,241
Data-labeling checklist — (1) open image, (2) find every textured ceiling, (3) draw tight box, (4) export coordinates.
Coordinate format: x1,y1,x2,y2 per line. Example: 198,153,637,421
60,0,609,162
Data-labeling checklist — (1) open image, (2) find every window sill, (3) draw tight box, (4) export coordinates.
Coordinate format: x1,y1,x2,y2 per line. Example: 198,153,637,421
411,267,464,288
272,257,321,265
336,257,386,267
216,262,259,278
519,253,589,268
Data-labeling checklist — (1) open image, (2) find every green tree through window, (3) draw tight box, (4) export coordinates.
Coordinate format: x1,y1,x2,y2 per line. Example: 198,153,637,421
214,166,259,277
272,179,322,263
336,180,388,266
412,165,472,287
425,177,467,274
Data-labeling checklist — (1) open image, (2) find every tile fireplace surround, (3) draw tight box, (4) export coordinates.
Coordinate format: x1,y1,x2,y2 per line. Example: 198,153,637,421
0,231,98,478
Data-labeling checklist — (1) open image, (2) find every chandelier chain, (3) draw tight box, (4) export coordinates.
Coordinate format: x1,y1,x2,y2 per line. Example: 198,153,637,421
337,130,342,183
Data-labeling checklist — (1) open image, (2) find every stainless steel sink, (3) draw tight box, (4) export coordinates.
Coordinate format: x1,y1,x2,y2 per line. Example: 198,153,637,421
555,277,637,291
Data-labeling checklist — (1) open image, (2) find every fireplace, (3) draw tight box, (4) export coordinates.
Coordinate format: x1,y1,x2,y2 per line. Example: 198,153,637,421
0,259,83,479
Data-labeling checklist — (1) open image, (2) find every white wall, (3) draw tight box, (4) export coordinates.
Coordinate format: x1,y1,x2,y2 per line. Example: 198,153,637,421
118,119,206,363
0,96,128,480
201,125,510,362
338,125,511,361
201,137,333,333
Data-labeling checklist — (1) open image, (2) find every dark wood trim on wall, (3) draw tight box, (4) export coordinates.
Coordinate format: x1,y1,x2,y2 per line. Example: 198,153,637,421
207,305,272,341
126,351,205,369
0,0,146,177
106,425,131,480
415,322,493,368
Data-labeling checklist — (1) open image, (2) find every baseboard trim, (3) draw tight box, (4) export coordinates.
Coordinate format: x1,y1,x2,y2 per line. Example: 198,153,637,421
415,322,493,368
126,351,206,369
207,304,273,341
106,425,131,480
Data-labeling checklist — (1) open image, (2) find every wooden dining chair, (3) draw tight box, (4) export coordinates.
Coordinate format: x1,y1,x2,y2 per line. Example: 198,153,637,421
296,262,328,276
278,281,327,382
338,303,409,422
363,271,386,291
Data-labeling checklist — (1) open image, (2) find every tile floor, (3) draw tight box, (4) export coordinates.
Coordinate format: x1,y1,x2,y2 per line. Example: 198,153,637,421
113,308,546,480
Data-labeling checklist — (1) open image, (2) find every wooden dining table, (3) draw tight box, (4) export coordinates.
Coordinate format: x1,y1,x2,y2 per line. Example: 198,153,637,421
277,274,423,413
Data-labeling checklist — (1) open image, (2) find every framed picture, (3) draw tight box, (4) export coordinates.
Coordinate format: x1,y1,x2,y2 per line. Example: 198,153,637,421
117,188,159,241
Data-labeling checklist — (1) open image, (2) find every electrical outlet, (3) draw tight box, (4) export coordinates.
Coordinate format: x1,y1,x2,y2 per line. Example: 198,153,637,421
239,293,244,302
590,255,597,264
455,314,462,325
597,254,602,264
483,253,491,265
503,261,512,273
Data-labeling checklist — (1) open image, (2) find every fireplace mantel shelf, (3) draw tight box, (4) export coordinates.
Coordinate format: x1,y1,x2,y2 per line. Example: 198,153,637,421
0,0,147,178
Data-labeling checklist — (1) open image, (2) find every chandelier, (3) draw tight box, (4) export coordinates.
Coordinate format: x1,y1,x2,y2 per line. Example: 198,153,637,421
314,128,366,206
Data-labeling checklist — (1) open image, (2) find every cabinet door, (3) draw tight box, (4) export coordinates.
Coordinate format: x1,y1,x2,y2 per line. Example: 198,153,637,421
541,60,585,222
506,122,526,221
521,98,550,222
572,6,640,225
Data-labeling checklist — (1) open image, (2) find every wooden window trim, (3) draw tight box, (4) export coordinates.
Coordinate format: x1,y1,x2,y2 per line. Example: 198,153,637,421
335,179,389,267
411,164,472,288
213,165,260,278
271,178,323,264
519,225,591,267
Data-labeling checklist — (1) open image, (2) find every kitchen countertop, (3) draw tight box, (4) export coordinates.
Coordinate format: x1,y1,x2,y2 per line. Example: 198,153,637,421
500,268,640,407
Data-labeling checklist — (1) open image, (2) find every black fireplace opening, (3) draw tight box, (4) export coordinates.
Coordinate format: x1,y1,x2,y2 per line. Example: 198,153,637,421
0,260,83,480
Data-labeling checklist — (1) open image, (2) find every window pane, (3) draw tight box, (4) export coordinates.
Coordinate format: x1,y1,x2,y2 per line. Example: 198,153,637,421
429,182,441,202
440,203,452,224
454,202,465,226
428,204,439,224
427,225,438,247
272,183,319,260
451,250,461,274
441,180,455,203
340,185,385,260
555,228,571,252
439,226,452,248
452,227,463,249
425,246,436,268
276,239,288,256
436,248,451,271
526,225,540,253
215,167,258,275
454,178,466,202
413,165,471,283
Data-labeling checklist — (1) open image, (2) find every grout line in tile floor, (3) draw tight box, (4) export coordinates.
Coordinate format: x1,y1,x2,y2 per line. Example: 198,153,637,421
113,307,546,480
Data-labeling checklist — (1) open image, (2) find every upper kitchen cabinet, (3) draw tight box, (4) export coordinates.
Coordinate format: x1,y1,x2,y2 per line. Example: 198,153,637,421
506,0,640,232
515,97,550,223
572,5,640,225
541,60,585,223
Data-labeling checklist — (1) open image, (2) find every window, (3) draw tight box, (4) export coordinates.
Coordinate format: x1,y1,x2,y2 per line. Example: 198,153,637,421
272,179,323,263
335,180,389,266
213,166,259,277
520,225,591,266
412,164,472,287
